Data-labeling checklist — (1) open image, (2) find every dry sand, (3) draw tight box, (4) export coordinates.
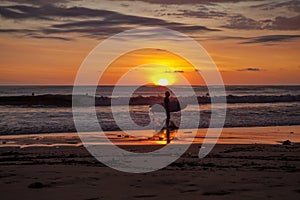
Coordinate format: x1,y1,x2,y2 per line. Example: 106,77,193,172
0,144,299,199
0,126,300,200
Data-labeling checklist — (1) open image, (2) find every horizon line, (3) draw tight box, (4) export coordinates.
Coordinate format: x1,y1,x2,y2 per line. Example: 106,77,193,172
0,84,300,87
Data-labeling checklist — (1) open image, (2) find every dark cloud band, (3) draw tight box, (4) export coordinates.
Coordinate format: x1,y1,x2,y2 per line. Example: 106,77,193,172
0,4,218,40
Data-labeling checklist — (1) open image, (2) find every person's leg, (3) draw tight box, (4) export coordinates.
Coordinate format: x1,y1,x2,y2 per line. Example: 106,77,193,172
166,113,170,127
166,128,170,144
166,113,170,143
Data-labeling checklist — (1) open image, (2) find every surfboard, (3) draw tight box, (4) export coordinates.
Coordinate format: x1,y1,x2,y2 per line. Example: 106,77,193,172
149,101,187,113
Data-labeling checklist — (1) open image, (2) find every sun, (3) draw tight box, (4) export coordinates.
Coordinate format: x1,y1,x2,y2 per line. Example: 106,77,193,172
157,78,169,86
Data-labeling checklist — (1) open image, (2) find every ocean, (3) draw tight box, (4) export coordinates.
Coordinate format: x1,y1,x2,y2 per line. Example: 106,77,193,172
0,85,299,135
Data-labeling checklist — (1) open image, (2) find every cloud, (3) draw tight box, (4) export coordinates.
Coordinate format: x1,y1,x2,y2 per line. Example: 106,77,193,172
0,29,35,33
43,6,219,34
43,21,218,39
169,9,227,19
237,68,262,72
251,0,300,13
1,0,298,42
30,35,73,41
215,34,300,44
222,14,262,30
114,0,263,5
0,5,115,19
241,35,300,44
267,15,300,30
222,12,300,31
167,70,184,73
1,0,70,6
174,70,184,73
0,4,219,40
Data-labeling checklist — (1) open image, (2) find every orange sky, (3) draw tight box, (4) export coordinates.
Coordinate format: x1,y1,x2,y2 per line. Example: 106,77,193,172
0,0,299,85
98,49,204,86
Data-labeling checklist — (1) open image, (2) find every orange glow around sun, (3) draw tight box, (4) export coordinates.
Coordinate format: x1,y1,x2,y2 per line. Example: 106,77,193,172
98,48,205,86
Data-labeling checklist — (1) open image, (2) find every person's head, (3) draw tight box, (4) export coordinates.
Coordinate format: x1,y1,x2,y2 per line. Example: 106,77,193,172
165,91,170,97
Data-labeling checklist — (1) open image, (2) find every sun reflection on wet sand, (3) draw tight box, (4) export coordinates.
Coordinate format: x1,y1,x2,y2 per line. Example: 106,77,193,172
0,126,299,149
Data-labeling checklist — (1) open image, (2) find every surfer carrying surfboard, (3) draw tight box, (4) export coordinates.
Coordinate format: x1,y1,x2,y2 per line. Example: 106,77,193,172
164,91,171,143
149,91,183,142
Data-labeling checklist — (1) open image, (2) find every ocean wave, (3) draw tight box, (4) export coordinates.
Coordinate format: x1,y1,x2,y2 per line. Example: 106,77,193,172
0,94,299,107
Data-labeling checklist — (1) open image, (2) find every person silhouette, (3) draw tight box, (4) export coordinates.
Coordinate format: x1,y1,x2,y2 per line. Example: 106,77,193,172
164,91,171,143
164,91,170,127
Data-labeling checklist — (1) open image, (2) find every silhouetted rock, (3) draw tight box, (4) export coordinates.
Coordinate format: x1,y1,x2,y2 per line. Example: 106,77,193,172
282,140,292,145
28,182,47,189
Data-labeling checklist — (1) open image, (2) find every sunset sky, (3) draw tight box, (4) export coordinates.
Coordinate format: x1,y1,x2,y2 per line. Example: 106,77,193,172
0,0,299,85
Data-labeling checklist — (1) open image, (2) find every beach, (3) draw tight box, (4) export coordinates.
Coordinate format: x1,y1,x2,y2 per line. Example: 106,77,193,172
1,126,300,200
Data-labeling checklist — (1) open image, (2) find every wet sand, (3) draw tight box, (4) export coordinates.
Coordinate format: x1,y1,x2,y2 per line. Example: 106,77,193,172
0,126,300,200
0,126,299,147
